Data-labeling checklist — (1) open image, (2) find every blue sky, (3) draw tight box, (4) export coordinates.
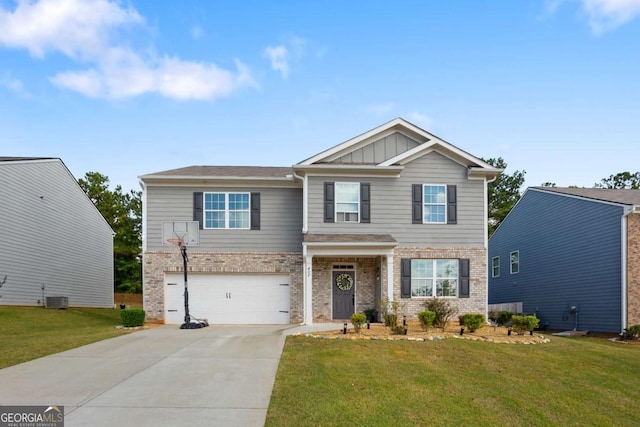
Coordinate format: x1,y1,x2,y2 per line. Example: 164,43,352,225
1,0,639,193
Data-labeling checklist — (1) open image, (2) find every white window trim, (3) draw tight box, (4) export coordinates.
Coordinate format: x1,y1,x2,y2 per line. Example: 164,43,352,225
203,192,251,230
510,251,519,275
492,256,500,278
335,182,360,223
423,184,447,224
411,259,459,298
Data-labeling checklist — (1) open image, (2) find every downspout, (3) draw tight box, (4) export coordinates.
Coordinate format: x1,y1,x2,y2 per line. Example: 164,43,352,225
292,169,308,234
138,178,148,315
139,178,147,251
293,170,308,324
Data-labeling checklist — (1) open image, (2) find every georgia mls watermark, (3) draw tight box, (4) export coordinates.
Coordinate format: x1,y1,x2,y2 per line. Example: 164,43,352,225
0,406,64,427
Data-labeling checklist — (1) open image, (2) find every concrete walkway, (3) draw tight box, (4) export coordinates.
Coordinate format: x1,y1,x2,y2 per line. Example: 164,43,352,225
0,324,327,427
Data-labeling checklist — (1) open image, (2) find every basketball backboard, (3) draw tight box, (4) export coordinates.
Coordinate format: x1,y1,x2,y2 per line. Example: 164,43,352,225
162,221,199,246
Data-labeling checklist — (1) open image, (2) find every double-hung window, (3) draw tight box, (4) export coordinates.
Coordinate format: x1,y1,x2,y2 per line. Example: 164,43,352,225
410,259,459,297
335,182,360,223
412,184,456,224
423,185,446,223
492,256,500,278
510,251,520,274
204,192,250,229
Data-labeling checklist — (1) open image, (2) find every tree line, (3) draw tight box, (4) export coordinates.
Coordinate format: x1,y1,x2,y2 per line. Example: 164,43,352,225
79,168,640,294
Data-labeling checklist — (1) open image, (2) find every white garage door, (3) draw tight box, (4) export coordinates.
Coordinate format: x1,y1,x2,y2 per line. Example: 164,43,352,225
164,273,290,325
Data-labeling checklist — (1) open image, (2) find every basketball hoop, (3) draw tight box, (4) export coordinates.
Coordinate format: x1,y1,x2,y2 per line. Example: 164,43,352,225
166,238,184,248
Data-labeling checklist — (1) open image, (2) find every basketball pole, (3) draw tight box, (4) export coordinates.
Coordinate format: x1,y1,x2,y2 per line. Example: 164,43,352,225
179,244,207,329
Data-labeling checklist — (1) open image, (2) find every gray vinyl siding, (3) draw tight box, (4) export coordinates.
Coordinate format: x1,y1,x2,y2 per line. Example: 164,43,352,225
308,151,486,247
332,132,420,164
488,189,624,332
145,186,303,252
0,160,114,308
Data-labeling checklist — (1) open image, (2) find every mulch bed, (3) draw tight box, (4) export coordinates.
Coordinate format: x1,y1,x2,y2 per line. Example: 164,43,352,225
299,321,550,344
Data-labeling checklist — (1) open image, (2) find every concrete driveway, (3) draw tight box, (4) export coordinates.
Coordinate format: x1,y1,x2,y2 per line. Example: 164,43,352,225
0,324,300,427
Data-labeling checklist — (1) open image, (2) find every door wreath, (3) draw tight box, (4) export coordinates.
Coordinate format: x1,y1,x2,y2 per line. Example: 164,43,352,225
335,273,353,291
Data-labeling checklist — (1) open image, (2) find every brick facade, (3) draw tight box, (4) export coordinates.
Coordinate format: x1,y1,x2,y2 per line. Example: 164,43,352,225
627,213,640,326
144,247,488,324
309,248,487,323
393,247,488,318
143,251,303,323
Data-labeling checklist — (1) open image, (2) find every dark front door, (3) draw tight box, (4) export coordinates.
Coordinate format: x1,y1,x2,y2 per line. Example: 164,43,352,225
333,271,355,319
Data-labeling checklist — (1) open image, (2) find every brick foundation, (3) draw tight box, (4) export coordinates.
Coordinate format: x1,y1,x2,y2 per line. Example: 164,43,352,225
143,251,303,323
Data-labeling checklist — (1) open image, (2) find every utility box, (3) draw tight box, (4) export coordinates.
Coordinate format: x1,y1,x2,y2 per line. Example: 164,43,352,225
45,296,69,309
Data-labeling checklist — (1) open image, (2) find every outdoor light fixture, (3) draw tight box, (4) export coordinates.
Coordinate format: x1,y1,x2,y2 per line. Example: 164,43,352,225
508,327,512,336
460,327,465,335
343,322,347,334
367,320,370,329
403,315,406,326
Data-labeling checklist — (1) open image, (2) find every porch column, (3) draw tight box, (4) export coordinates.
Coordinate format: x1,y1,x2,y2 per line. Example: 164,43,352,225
387,254,394,301
304,255,314,324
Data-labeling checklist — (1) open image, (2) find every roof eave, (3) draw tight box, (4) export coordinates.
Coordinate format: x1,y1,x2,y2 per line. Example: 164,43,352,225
293,164,404,177
139,174,300,188
468,167,504,181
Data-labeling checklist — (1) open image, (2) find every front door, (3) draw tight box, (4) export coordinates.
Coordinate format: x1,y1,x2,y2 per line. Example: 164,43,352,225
332,271,355,319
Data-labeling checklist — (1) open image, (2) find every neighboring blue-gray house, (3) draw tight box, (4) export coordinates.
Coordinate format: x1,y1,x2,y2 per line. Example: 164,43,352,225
489,187,640,333
140,118,502,325
0,157,114,308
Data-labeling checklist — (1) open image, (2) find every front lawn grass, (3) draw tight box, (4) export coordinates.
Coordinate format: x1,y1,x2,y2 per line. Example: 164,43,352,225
266,336,640,426
0,307,131,369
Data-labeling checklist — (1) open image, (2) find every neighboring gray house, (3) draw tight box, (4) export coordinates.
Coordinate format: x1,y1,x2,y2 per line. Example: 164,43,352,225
0,157,114,308
140,118,501,324
489,187,640,333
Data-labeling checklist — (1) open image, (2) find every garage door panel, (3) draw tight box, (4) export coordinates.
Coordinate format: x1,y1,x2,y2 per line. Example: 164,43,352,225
164,274,290,325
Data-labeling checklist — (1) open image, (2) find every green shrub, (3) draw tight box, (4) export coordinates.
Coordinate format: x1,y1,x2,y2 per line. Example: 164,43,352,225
351,313,366,332
511,315,539,335
498,311,514,326
624,324,640,340
460,313,486,332
120,308,145,327
418,311,436,330
424,298,458,330
378,298,402,329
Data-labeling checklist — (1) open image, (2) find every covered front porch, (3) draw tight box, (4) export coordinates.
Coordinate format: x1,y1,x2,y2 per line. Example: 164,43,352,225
302,234,397,324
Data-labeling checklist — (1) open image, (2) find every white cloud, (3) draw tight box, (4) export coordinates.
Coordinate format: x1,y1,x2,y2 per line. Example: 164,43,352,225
0,0,255,100
263,45,290,79
548,0,640,33
263,35,307,79
581,0,640,33
1,72,30,97
0,0,142,59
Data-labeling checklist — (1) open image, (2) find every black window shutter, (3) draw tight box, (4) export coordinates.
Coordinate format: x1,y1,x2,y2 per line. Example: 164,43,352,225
193,192,203,229
324,182,335,223
360,183,370,223
412,184,423,224
401,258,412,298
250,192,260,230
447,185,457,224
459,258,470,298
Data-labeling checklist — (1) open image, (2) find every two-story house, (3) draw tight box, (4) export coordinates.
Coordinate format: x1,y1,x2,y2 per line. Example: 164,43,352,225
140,118,501,324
